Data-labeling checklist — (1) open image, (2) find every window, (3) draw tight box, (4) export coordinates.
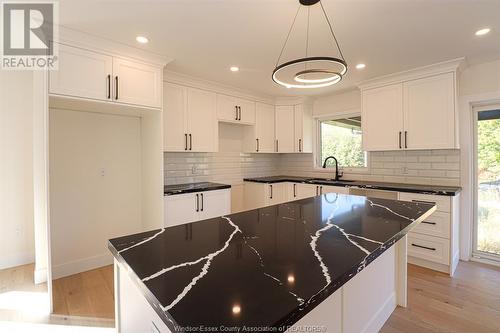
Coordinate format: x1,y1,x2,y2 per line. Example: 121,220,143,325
317,115,367,171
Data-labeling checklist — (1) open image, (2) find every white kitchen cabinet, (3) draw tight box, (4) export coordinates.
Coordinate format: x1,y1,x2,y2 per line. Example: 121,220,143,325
360,62,460,151
163,82,187,151
275,106,295,153
164,189,231,227
266,183,287,206
187,88,218,152
289,183,317,200
244,182,287,210
49,44,113,101
294,104,313,153
403,73,456,149
50,43,162,109
243,103,275,153
112,57,162,108
163,83,218,152
361,83,404,151
321,185,350,195
217,94,255,125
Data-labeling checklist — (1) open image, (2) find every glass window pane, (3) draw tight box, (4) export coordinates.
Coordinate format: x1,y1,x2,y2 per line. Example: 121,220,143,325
320,116,366,168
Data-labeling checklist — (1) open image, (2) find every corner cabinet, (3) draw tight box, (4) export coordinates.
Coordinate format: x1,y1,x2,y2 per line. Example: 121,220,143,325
360,62,460,151
163,82,218,152
243,103,275,153
49,43,162,109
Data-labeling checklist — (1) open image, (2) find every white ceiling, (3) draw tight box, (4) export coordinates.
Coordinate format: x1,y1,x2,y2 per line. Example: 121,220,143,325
58,0,500,97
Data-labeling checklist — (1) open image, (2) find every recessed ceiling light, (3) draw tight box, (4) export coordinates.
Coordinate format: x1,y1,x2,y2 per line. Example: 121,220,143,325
136,36,149,44
475,28,491,36
356,63,366,70
230,66,239,72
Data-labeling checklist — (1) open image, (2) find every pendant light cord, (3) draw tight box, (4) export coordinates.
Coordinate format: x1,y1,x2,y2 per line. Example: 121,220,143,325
319,0,345,61
275,5,301,68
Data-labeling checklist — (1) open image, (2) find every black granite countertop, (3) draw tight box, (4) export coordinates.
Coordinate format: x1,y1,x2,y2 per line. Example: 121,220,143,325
243,176,461,196
109,194,435,332
165,182,231,196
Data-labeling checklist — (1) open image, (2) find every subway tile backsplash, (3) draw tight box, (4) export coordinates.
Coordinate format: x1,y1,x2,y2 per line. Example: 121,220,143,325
164,150,461,187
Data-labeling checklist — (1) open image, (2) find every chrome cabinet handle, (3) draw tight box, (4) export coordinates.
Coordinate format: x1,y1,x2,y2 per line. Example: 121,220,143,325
115,76,119,100
411,243,436,251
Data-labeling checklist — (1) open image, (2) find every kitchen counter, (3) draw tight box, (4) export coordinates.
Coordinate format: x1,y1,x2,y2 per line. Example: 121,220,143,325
164,182,231,196
109,193,435,332
243,176,461,196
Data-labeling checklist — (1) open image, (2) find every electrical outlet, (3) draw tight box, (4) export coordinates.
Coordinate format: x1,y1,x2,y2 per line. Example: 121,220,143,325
191,165,198,174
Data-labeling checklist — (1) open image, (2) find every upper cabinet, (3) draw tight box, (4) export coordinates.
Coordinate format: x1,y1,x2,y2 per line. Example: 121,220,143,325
294,104,312,153
50,44,162,109
360,62,460,151
275,104,312,153
243,103,275,153
217,94,255,125
163,83,218,152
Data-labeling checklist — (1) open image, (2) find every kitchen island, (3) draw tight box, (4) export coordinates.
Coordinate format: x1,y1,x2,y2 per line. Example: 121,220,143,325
109,193,435,333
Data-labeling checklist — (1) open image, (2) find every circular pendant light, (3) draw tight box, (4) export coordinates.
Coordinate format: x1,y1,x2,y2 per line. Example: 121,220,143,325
272,0,348,89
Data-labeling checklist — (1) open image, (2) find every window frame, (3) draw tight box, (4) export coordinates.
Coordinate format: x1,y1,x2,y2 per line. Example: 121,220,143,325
313,110,370,174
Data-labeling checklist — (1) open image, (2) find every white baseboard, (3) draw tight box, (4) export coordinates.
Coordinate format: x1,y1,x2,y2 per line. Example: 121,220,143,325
0,251,35,270
408,255,450,275
361,292,396,333
34,267,47,284
52,253,113,279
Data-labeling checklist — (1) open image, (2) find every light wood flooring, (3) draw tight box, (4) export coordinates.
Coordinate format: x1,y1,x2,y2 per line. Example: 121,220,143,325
52,265,114,319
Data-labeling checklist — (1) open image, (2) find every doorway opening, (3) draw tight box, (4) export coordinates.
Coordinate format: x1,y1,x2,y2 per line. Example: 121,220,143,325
473,106,500,262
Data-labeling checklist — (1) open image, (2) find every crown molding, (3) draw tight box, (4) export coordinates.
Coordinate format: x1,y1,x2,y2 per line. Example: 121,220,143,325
358,58,466,90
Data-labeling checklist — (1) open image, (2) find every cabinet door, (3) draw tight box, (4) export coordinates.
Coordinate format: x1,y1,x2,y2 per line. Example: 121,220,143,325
403,73,456,149
217,94,239,123
266,183,286,206
199,189,231,220
164,193,199,227
321,185,349,195
187,88,218,152
255,103,276,153
275,106,295,153
296,183,318,200
362,84,403,151
238,98,256,125
112,58,162,108
163,82,188,151
49,44,112,101
294,105,313,153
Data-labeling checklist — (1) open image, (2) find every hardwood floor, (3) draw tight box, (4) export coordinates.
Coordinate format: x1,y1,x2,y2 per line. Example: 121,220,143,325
52,265,114,319
381,261,500,333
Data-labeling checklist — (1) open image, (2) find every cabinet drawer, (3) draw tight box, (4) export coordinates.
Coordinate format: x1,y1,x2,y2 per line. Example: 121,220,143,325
399,192,450,213
408,233,450,265
412,211,451,239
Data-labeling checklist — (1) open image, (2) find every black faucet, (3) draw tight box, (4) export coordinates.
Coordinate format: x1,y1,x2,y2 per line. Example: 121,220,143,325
322,156,342,181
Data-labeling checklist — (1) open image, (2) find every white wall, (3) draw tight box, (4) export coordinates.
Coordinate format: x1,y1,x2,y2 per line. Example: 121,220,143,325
460,59,500,96
49,109,143,278
0,70,35,269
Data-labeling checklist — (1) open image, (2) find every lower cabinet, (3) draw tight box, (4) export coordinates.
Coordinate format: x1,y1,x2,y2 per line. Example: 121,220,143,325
164,189,231,227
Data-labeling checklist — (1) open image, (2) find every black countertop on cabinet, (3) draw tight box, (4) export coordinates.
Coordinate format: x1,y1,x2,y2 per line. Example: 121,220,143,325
109,193,436,332
243,176,461,196
164,182,231,196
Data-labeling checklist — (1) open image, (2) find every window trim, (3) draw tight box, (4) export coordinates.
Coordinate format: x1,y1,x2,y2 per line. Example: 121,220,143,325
313,110,370,174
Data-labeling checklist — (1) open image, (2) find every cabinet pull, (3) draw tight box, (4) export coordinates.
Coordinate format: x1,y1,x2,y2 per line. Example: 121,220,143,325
411,199,436,205
106,75,111,99
293,184,297,197
115,76,119,100
200,193,204,212
316,186,318,196
299,139,302,152
398,131,402,149
195,194,199,212
238,106,242,121
421,221,437,225
411,243,436,251
256,138,259,152
189,134,192,150
270,185,273,199
184,134,188,150
276,140,279,152
235,106,238,120
404,131,408,149
320,186,323,195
